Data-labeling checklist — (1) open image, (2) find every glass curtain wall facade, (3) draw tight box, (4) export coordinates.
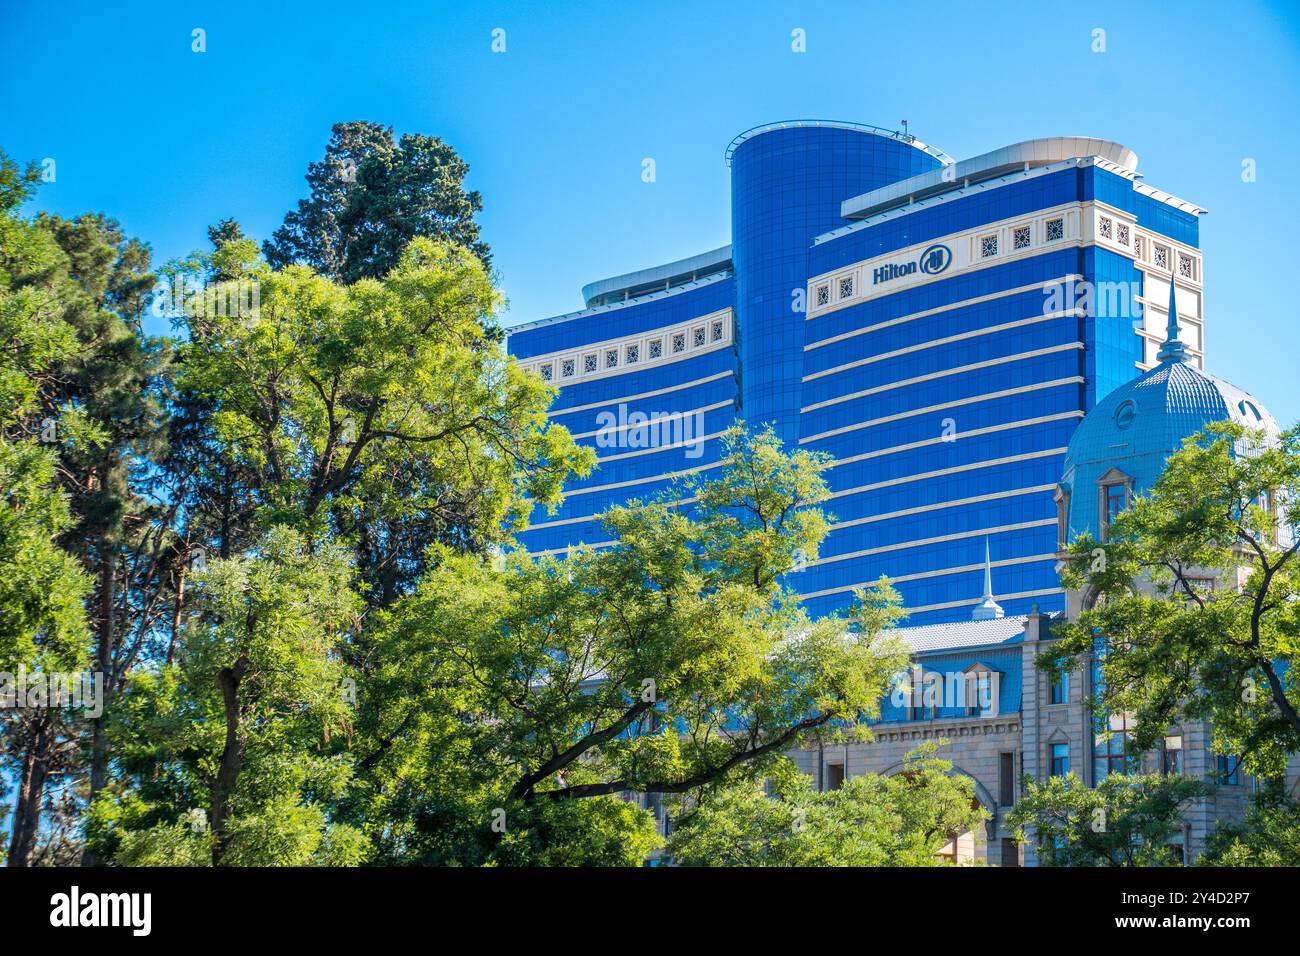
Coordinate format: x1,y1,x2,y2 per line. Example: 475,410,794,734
731,123,944,444
509,124,1205,625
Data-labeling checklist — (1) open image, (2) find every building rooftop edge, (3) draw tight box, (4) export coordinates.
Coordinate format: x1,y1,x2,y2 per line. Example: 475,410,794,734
840,137,1140,221
578,244,733,305
814,155,1205,247
505,269,732,337
724,119,954,166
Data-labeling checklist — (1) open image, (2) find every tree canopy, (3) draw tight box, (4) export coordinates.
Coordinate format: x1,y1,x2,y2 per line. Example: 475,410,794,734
665,744,987,866
1053,420,1300,780
263,121,489,283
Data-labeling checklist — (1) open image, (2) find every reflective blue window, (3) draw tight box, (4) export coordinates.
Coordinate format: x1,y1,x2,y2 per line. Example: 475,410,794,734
1051,743,1070,778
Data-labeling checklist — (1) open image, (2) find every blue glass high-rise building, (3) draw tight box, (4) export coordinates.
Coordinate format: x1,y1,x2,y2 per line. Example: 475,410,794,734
508,123,1206,626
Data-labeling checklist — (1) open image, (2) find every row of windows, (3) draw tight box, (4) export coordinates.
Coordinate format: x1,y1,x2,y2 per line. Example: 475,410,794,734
1095,210,1200,282
548,375,737,439
814,491,1059,563
1045,734,1240,786
808,385,1081,466
802,321,1082,410
519,313,731,384
507,276,734,357
804,590,1066,626
974,213,1067,262
802,350,1082,437
798,549,1062,608
828,456,1065,525
802,284,1078,380
825,416,1078,492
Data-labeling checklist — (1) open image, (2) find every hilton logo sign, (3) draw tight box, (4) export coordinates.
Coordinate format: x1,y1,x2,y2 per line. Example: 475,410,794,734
872,243,952,285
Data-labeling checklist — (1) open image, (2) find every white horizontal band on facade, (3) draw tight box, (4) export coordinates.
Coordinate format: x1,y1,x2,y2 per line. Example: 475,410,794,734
828,447,1067,501
528,539,618,558
524,484,1056,554
570,401,734,440
827,485,1058,532
826,411,1084,471
801,342,1085,414
594,429,727,464
801,584,1063,613
806,552,1059,590
804,518,1057,569
547,371,734,419
526,496,697,532
554,461,722,499
800,378,1085,445
803,274,1083,353
803,310,1082,383
525,485,1054,551
515,308,734,387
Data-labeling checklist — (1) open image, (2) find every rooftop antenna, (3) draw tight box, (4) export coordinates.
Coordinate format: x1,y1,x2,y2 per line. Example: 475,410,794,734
900,119,910,141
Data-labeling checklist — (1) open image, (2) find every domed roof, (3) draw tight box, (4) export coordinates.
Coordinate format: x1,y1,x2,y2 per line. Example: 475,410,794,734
1060,281,1279,542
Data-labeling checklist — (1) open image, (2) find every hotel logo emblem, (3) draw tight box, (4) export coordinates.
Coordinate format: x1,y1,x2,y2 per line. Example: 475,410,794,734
919,243,952,275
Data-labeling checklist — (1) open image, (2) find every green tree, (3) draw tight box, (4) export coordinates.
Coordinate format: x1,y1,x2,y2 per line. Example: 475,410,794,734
0,155,77,427
264,121,488,282
1052,421,1300,780
350,427,911,864
91,230,588,866
1200,781,1300,866
33,212,175,865
0,442,93,865
1006,772,1212,866
665,744,988,866
174,236,589,604
0,152,95,866
93,527,366,866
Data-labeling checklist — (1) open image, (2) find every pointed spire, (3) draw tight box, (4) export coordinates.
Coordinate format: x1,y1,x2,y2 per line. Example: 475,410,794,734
1156,273,1189,363
972,537,1005,620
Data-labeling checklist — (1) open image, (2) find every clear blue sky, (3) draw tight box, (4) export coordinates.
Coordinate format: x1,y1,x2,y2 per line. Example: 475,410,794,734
3,0,1297,423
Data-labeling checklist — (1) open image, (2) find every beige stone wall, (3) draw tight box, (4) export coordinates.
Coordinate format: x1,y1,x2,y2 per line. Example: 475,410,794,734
793,718,1021,865
788,609,1299,866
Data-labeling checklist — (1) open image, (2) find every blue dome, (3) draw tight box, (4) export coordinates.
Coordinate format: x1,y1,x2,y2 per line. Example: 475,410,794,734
1061,359,1279,542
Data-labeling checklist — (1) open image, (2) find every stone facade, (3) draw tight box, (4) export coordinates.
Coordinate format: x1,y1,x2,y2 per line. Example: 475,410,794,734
790,606,1300,865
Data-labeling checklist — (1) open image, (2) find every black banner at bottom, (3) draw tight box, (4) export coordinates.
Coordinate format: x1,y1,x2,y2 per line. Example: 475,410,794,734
0,864,1279,943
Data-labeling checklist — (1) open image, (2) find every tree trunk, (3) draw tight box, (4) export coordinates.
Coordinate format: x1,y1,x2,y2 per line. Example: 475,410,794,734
166,564,186,665
80,539,116,866
7,713,53,867
210,655,248,866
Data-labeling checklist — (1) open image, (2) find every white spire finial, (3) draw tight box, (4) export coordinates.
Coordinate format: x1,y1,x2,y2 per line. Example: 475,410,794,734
972,537,1005,620
1157,273,1189,363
